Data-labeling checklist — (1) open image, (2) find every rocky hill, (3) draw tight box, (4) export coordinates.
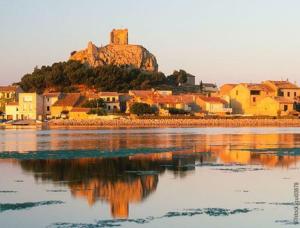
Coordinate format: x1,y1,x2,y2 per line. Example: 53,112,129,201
70,29,158,72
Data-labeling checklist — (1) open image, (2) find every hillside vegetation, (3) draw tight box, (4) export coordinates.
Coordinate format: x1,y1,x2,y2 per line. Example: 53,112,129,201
19,60,189,93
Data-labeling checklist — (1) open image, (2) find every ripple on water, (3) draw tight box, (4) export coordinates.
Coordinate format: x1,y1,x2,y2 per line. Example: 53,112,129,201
49,207,256,227
0,201,65,212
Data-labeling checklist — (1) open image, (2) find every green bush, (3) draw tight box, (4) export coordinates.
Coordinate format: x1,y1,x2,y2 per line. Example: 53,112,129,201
130,103,157,115
88,108,107,116
82,98,106,108
168,108,189,115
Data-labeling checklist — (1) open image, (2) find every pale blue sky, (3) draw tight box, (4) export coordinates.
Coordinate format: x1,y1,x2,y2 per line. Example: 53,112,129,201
0,0,300,85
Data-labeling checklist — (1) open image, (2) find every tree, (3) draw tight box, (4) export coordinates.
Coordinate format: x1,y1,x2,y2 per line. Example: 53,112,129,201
19,60,195,93
167,69,188,86
88,108,107,116
82,98,106,108
199,80,204,93
168,108,189,115
129,103,157,115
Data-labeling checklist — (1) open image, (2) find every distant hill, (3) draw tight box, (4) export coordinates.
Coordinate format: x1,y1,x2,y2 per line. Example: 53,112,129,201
18,29,194,93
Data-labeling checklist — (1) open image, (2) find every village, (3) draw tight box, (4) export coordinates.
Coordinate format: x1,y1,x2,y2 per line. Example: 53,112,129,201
0,78,300,125
0,29,300,125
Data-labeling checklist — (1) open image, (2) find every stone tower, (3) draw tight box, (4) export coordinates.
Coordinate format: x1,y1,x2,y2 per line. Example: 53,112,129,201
110,29,128,45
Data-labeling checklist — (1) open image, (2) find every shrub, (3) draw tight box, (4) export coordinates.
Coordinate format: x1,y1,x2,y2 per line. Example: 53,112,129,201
88,108,107,116
82,98,106,108
130,103,157,115
168,108,189,115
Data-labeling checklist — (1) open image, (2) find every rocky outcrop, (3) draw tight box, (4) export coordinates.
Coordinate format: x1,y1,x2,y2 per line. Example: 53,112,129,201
70,40,158,72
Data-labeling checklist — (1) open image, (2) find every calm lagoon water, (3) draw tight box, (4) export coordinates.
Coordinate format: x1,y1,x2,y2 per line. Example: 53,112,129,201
0,127,300,227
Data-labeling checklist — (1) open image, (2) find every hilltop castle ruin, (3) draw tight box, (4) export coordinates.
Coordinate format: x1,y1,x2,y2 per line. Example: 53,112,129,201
110,29,128,45
70,29,158,72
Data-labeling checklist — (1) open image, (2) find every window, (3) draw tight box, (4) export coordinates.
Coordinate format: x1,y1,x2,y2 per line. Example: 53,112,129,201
113,105,117,109
107,97,110,102
287,92,290,97
252,97,256,102
47,98,50,102
284,105,288,111
47,106,50,111
236,90,239,96
108,106,111,110
250,90,260,95
295,92,297,97
112,97,116,102
6,93,10,98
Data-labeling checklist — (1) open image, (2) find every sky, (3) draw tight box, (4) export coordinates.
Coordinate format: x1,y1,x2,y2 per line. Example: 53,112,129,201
0,0,300,86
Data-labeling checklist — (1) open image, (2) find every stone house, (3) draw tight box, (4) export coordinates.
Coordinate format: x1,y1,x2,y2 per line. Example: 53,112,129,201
221,80,300,116
0,86,22,112
256,97,294,116
152,95,193,112
43,92,62,119
51,93,83,119
5,102,19,120
17,93,44,120
229,83,275,115
196,96,232,115
262,80,300,100
98,92,121,113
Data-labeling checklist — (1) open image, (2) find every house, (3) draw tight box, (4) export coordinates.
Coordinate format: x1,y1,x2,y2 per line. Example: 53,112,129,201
182,74,196,86
0,86,22,112
51,93,83,119
222,80,300,116
5,102,19,120
128,90,173,105
128,90,156,103
98,92,121,113
256,97,294,116
18,93,44,120
152,95,193,112
202,83,218,93
219,84,237,96
262,80,300,99
43,92,62,119
229,83,275,115
196,96,231,115
69,107,91,120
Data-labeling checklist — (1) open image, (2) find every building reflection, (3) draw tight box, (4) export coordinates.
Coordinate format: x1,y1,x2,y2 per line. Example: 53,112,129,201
7,132,300,218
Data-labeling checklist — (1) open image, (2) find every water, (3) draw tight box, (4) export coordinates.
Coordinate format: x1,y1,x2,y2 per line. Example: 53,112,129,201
0,127,300,227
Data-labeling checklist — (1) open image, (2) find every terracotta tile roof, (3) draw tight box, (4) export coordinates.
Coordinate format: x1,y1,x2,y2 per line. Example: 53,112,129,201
6,102,18,106
268,80,300,89
70,107,91,113
273,97,295,104
152,94,195,104
43,92,61,97
243,83,275,93
219,84,237,95
53,93,81,107
98,92,119,96
0,86,18,92
129,90,154,98
198,96,228,104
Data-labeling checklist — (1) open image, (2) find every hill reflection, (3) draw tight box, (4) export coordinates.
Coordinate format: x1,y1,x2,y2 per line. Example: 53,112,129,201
5,132,300,218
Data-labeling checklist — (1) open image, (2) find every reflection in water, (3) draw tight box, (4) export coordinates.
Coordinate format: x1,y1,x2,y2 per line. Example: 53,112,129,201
19,153,200,218
1,129,300,219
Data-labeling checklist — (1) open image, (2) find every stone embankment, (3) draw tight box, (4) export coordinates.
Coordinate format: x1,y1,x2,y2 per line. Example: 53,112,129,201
48,118,300,128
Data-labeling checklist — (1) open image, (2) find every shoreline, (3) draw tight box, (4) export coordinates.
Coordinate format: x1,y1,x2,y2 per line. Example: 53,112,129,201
2,118,300,130
47,118,300,129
